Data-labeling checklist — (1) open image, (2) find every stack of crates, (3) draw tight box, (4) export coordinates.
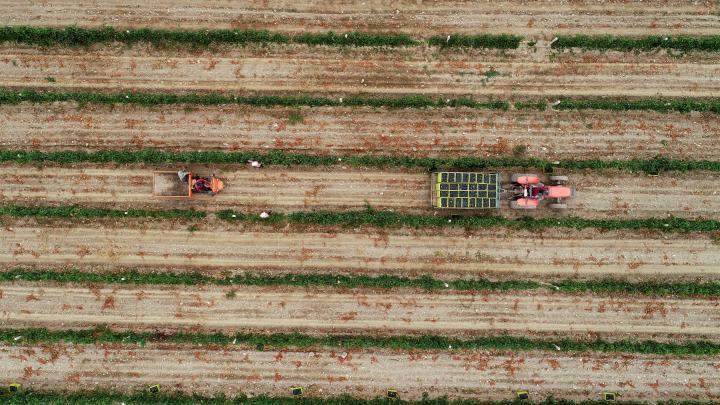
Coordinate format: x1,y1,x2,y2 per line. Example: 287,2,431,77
432,172,501,209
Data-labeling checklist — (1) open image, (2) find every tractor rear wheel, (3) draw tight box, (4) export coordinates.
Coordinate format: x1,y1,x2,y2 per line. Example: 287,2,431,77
549,175,568,184
549,203,567,209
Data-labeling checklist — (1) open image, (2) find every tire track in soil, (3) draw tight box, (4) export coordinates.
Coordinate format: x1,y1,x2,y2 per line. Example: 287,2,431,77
0,165,717,220
1,223,717,280
0,0,717,36
2,46,719,98
2,103,718,161
1,343,718,402
2,283,719,342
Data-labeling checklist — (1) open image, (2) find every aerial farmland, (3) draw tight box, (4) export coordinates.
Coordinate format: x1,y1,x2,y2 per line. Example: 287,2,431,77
0,1,719,404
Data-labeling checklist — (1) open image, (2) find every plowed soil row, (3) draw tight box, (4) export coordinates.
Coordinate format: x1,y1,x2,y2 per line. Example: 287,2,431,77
1,343,718,401
3,282,719,342
2,220,717,280
1,44,719,98
2,103,718,160
0,0,717,36
2,165,717,220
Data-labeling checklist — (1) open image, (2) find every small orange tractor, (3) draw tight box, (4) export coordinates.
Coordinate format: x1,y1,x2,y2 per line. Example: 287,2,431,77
509,173,574,209
153,169,224,198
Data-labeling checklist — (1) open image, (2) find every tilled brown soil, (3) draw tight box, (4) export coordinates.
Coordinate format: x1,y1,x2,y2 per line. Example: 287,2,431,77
0,0,717,36
1,343,718,401
2,103,718,160
2,44,720,98
2,165,718,220
3,282,719,342
1,3,719,402
1,221,717,280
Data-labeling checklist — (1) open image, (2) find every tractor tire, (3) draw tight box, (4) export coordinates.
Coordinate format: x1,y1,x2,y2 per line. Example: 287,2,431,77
550,175,568,184
511,173,533,183
549,203,567,209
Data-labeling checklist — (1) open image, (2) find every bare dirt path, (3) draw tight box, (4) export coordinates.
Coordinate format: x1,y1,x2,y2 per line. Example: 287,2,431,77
3,282,719,342
2,103,718,161
1,165,718,220
0,0,717,36
1,45,719,98
1,343,717,402
1,221,717,280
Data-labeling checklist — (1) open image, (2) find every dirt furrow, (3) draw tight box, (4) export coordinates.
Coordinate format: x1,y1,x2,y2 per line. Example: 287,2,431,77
2,46,719,98
2,103,718,161
1,165,717,220
1,343,718,401
1,222,717,280
0,0,717,36
3,282,719,342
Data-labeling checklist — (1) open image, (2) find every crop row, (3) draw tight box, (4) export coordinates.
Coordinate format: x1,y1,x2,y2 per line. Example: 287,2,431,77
3,391,698,405
3,203,720,234
551,98,720,114
3,269,719,298
552,35,720,52
0,26,521,49
1,149,718,174
3,326,719,356
218,208,720,233
2,26,718,53
427,34,522,49
0,204,205,219
2,89,720,115
0,89,509,110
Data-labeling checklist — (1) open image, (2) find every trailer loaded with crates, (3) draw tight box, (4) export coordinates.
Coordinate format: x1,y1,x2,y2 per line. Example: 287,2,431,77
431,171,574,210
431,171,501,209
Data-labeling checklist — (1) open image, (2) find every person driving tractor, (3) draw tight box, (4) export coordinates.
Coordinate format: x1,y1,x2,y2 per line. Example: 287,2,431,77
178,168,216,194
525,184,547,199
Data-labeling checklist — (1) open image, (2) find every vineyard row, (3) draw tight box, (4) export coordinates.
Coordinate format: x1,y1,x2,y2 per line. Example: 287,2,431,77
1,150,718,174
4,269,719,298
1,26,718,52
2,89,719,115
3,326,719,356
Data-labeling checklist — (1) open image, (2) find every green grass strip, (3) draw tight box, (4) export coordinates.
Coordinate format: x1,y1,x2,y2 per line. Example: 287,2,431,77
3,89,720,115
2,202,720,234
0,148,718,174
552,34,720,52
3,391,706,405
218,208,720,233
0,88,509,110
513,100,547,111
0,204,205,220
427,34,522,49
553,98,720,114
0,25,522,49
0,25,418,47
3,326,719,356
3,269,719,298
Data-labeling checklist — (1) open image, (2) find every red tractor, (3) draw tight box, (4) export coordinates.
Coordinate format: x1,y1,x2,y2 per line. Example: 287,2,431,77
510,173,575,209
